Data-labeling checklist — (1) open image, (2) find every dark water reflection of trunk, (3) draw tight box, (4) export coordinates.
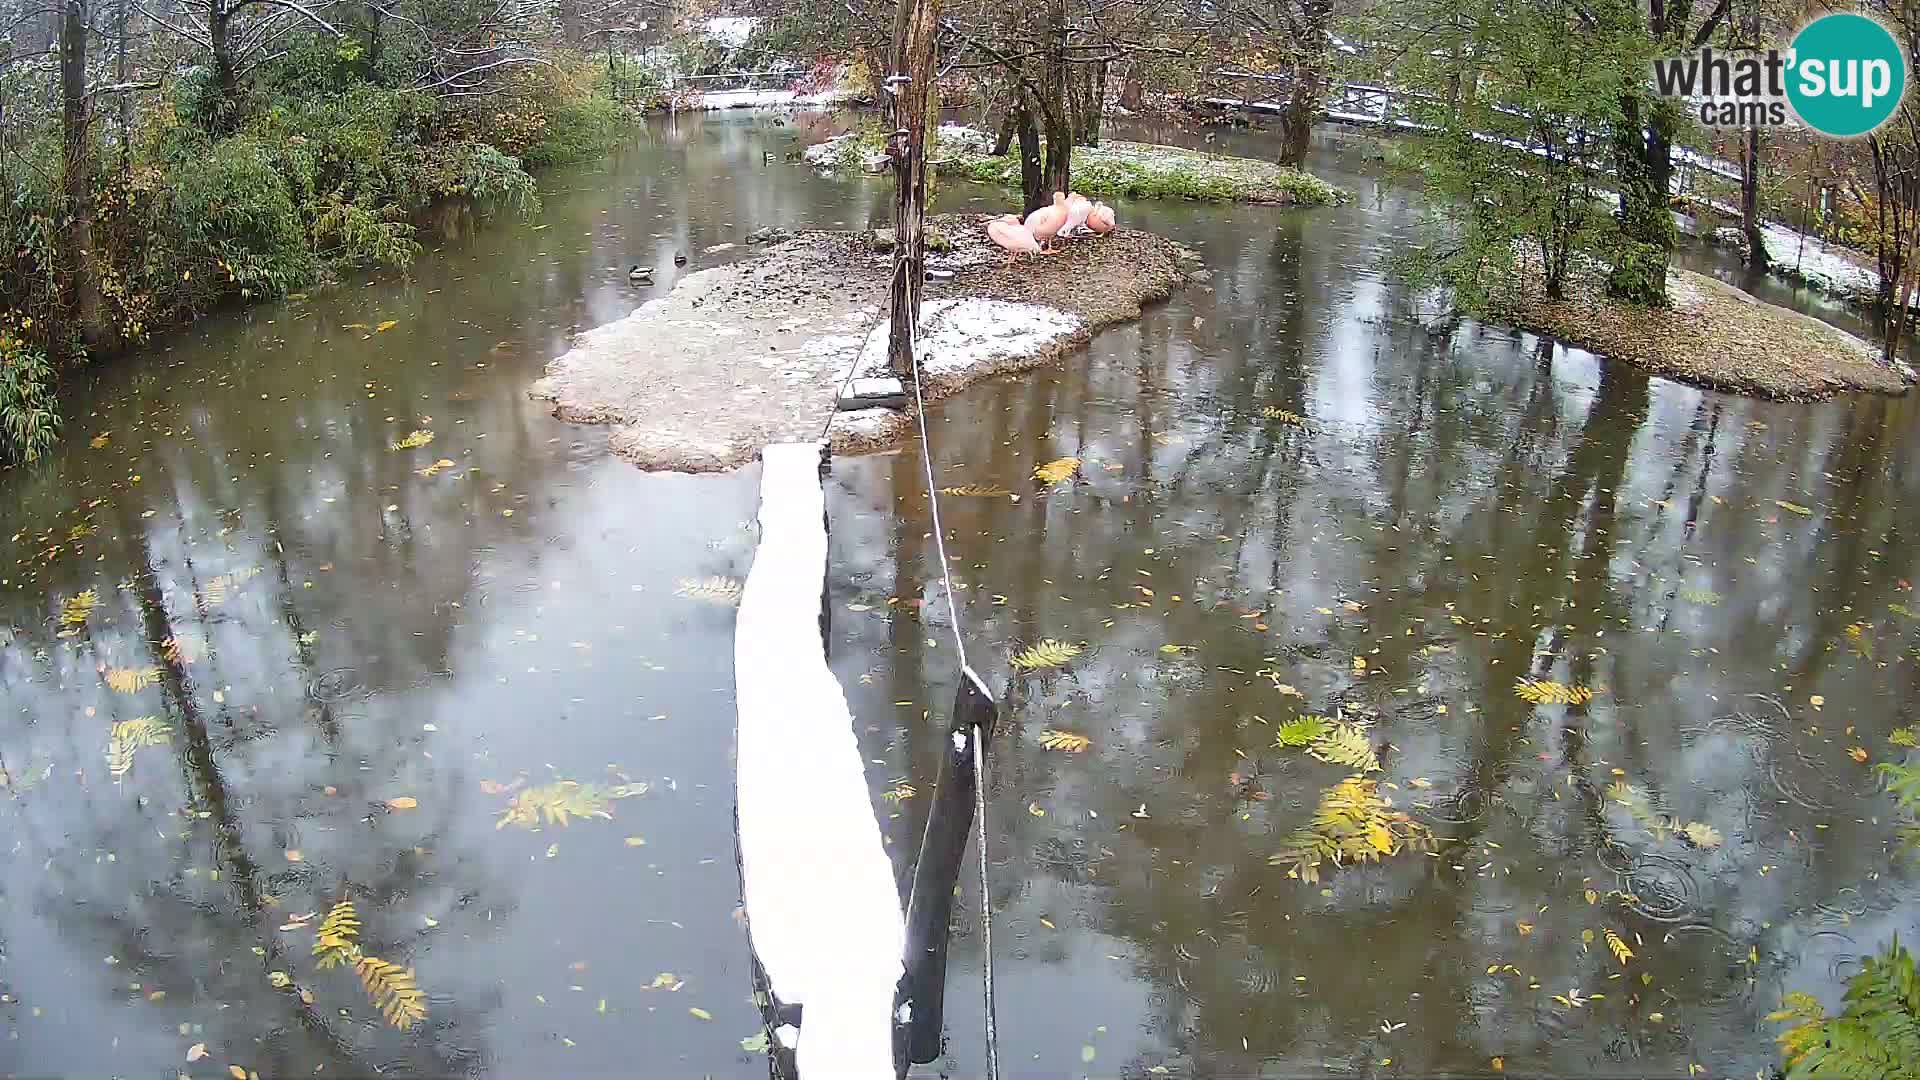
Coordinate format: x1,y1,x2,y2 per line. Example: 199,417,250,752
2,114,1917,1079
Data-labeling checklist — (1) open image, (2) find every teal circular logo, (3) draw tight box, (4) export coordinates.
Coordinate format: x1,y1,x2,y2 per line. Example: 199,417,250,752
1786,13,1906,137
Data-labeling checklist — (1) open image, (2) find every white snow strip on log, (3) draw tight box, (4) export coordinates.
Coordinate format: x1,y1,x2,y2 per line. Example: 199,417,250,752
735,442,904,1080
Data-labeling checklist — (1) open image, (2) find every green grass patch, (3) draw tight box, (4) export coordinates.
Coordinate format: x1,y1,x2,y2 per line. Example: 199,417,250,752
942,139,1346,206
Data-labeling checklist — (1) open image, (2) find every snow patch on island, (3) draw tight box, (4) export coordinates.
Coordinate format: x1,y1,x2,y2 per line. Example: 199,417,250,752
855,298,1084,379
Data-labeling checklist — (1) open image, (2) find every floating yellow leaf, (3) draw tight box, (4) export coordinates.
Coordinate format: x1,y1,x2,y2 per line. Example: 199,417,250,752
89,432,110,449
1490,1057,1503,1072
59,588,98,627
1516,922,1534,936
1028,802,1045,817
1681,821,1723,849
674,577,743,607
1679,586,1721,605
161,635,199,667
284,849,303,862
1012,639,1082,671
1514,678,1594,706
1891,726,1918,748
1032,457,1081,486
1584,889,1599,905
375,320,398,332
1849,746,1869,763
1270,776,1435,883
1605,929,1634,966
187,1044,207,1062
689,1007,712,1021
939,483,1013,498
353,953,427,1029
390,429,435,450
882,783,916,802
1306,721,1379,773
105,666,163,694
1274,715,1332,748
416,458,456,478
268,971,290,988
387,796,418,810
106,716,173,778
1039,729,1091,752
1261,406,1306,424
495,780,629,830
1775,500,1812,516
230,1067,247,1080
313,900,361,969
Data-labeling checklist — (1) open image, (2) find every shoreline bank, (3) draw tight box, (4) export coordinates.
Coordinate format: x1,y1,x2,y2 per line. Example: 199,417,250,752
1491,265,1912,401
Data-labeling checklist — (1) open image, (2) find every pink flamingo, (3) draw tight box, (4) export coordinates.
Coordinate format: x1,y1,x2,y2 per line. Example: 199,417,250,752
985,214,1042,260
1024,192,1069,251
1062,192,1093,236
1087,201,1116,235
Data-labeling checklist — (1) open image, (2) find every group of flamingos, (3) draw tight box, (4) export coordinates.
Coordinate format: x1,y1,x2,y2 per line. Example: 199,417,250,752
984,191,1116,258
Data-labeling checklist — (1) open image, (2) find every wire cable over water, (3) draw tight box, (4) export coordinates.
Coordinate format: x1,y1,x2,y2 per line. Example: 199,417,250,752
901,292,998,1080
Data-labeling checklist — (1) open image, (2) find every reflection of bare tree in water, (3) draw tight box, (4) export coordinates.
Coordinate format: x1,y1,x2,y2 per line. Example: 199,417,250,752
6,498,511,1077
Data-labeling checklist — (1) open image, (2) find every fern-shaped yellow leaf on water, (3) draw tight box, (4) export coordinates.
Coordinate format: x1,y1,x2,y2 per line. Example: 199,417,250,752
104,666,162,694
59,588,98,627
1604,928,1634,966
1270,776,1435,884
353,953,427,1030
312,900,362,970
495,781,616,830
390,429,435,450
1261,407,1306,424
674,577,743,607
106,716,172,779
1679,586,1722,605
1681,821,1723,849
1039,729,1091,752
1274,715,1332,749
416,458,456,478
1514,677,1594,706
1032,457,1081,486
1307,722,1379,773
1011,639,1082,671
939,484,1013,499
161,635,199,667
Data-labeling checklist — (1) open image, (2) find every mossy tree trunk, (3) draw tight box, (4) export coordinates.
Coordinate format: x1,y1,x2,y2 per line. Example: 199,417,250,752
1015,97,1045,215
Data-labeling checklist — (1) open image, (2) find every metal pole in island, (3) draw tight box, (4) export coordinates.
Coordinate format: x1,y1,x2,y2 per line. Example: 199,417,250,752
885,0,939,380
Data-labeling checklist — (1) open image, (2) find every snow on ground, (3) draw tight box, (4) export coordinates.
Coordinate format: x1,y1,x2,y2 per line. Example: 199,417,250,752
1756,224,1909,306
854,298,1084,379
704,17,757,47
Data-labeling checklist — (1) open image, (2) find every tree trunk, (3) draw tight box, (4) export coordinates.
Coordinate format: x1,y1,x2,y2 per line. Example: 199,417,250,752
1277,0,1332,167
365,2,385,82
1037,0,1070,195
60,0,104,347
1015,98,1044,214
1741,123,1768,270
885,0,939,380
115,0,130,162
1276,62,1319,166
1607,94,1673,306
210,1,239,129
992,109,1015,157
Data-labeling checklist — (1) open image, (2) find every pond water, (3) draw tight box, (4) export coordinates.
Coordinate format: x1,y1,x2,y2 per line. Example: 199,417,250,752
3,112,1917,1079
